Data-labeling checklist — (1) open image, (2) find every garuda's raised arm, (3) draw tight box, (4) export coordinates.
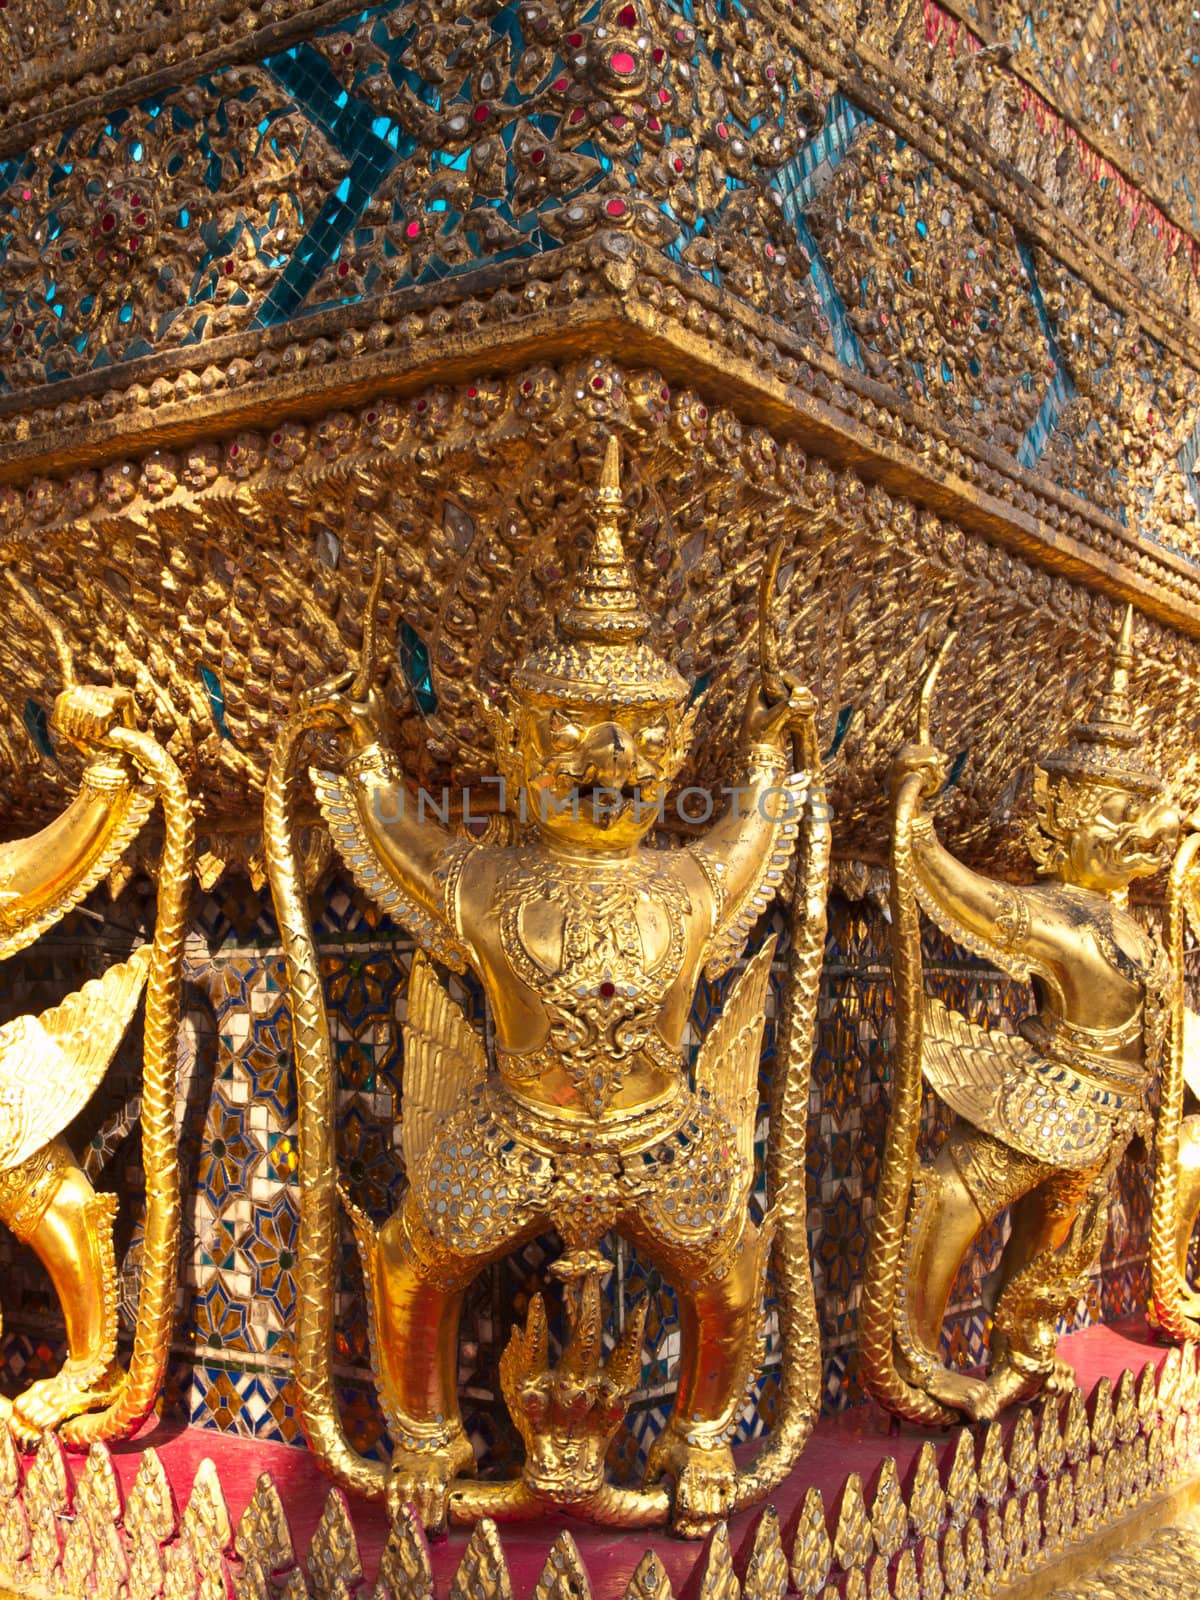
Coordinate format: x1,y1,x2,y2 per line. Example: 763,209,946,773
0,685,152,962
889,739,1045,982
308,684,472,972
689,675,819,979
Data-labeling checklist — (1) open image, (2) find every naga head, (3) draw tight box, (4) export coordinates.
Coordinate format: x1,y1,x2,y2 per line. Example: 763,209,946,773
500,1270,647,1504
502,437,695,851
1027,605,1178,894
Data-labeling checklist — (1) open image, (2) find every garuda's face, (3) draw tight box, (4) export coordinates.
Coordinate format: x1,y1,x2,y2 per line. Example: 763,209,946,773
1062,784,1179,893
517,697,683,850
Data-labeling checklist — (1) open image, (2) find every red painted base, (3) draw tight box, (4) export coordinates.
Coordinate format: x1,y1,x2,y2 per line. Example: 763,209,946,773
98,1318,1171,1596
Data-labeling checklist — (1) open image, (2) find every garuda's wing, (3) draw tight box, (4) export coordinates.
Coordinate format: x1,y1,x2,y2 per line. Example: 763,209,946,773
400,951,488,1176
309,764,471,974
921,995,1119,1170
0,944,151,1173
0,789,153,965
694,935,777,1172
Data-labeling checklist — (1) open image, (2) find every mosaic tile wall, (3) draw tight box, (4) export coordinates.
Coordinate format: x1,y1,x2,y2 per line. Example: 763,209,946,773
0,872,1163,1474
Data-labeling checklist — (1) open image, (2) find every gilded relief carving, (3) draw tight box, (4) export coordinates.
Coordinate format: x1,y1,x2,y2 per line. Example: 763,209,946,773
1150,817,1200,1344
0,584,192,1446
0,68,346,390
805,124,1049,457
300,0,827,330
264,440,831,1533
0,6,1197,1587
1030,247,1200,557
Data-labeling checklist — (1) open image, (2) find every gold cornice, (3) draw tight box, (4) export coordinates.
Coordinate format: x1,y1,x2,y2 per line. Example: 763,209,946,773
0,243,1197,641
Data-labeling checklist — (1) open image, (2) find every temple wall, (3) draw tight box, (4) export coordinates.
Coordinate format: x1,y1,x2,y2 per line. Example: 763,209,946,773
0,0,1198,1517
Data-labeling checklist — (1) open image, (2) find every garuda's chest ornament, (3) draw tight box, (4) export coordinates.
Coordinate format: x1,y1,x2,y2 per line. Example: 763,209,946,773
0,578,193,1448
862,607,1179,1426
494,851,690,1113
266,438,832,1536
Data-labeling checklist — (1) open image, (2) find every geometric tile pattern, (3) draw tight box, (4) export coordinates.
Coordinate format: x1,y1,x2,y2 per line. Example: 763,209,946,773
0,875,1164,1476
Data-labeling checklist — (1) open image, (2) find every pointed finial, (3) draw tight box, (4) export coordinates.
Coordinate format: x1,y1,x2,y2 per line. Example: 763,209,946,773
1095,602,1133,723
558,440,651,646
600,433,621,497
510,436,689,710
1036,600,1161,795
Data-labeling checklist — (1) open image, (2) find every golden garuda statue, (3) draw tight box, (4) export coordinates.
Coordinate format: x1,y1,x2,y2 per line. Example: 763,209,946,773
0,579,193,1446
265,438,832,1536
1149,814,1200,1343
862,606,1178,1425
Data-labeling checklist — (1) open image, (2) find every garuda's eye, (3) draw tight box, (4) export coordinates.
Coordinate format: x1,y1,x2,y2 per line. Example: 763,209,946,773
548,710,582,752
638,724,669,757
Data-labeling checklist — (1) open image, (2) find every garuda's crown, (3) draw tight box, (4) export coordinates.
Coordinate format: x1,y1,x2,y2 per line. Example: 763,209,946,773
1038,604,1163,797
511,437,689,712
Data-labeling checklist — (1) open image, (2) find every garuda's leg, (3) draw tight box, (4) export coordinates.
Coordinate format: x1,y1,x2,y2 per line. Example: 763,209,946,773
631,1106,773,1535
347,1123,547,1529
985,1155,1110,1412
0,1139,121,1442
636,1217,772,1533
897,1122,1049,1421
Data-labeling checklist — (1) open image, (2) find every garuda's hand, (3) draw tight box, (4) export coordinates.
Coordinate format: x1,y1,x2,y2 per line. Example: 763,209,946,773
741,671,819,768
297,670,388,756
891,742,947,804
50,685,136,751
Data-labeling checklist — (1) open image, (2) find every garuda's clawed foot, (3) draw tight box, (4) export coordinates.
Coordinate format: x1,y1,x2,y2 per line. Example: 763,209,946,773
387,1431,475,1533
10,1358,123,1446
919,1366,993,1419
896,1345,992,1420
1044,1354,1076,1396
644,1422,735,1539
961,1357,1049,1423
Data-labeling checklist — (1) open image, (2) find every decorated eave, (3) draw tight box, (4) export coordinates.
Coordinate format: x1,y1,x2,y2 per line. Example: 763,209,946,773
0,0,1197,872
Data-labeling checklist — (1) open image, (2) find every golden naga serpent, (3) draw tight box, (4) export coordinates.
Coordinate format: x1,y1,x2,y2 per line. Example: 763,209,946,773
266,554,829,1521
5,573,194,1447
858,627,960,1428
62,723,193,1445
1149,826,1200,1344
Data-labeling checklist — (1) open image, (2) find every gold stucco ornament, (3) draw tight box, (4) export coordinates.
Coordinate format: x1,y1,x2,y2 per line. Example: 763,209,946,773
264,437,832,1536
0,577,193,1447
862,604,1179,1425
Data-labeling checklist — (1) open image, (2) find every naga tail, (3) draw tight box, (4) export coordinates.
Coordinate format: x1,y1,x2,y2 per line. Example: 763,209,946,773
732,771,831,1508
261,709,387,1500
1150,828,1200,1343
63,727,194,1446
858,772,955,1427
